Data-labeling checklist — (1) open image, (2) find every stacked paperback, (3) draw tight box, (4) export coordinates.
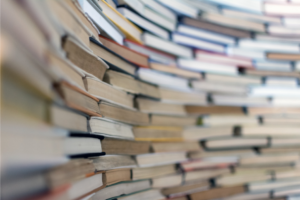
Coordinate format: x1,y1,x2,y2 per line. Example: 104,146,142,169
2,0,300,199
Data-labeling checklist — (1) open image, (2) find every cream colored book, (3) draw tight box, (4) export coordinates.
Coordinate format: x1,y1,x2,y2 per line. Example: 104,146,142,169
85,77,134,109
152,174,183,188
136,98,187,116
89,117,134,140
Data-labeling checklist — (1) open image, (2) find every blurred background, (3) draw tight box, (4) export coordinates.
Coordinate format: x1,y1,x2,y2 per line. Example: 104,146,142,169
1,0,300,200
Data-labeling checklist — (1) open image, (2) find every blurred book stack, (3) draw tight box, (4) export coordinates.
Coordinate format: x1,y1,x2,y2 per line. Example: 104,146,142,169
1,0,300,200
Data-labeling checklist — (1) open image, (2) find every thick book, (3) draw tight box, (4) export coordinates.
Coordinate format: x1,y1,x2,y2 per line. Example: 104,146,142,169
131,164,177,180
149,62,202,79
142,33,193,58
63,37,108,80
195,50,253,68
98,101,150,125
45,0,92,48
96,0,143,43
137,68,190,91
266,52,300,61
55,81,101,117
185,105,244,115
135,152,187,168
189,185,245,200
103,168,131,186
152,174,183,188
89,38,137,75
183,168,231,182
159,87,207,105
124,39,177,66
80,0,124,45
150,115,198,127
68,172,106,200
92,155,137,171
117,6,172,36
133,126,183,142
98,35,150,68
104,70,160,98
162,181,209,197
90,117,134,140
151,142,201,153
107,189,164,200
181,17,251,38
101,137,150,155
84,77,134,110
136,98,187,116
48,50,86,91
203,137,269,150
91,180,151,200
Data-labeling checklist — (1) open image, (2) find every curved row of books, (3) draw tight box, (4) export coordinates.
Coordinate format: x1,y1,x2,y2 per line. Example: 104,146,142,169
2,0,300,200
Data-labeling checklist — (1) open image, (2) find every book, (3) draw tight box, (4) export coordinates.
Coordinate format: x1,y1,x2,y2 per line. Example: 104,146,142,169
152,174,183,188
157,0,199,18
92,155,137,171
137,68,190,90
264,2,300,16
47,51,86,90
189,185,246,200
159,87,207,105
211,94,270,107
191,80,248,95
55,81,102,117
202,115,258,127
103,168,131,186
150,115,198,126
221,8,281,24
180,17,252,38
108,189,165,200
67,172,105,200
239,153,300,167
80,0,125,45
143,33,193,58
205,0,263,13
185,105,244,115
116,1,176,31
201,12,265,32
203,73,260,85
131,164,177,180
96,0,143,43
89,117,134,139
104,70,160,98
136,98,187,116
183,168,231,181
162,181,209,197
98,101,149,125
101,137,150,155
178,59,238,75
266,52,300,61
135,152,187,167
89,38,136,75
124,39,177,66
84,77,135,109
195,50,253,68
62,36,108,80
133,126,183,142
172,33,225,53
248,178,300,193
149,62,202,79
151,142,201,153
203,137,269,150
140,0,177,22
91,180,151,200
45,0,92,48
98,35,150,68
177,24,236,45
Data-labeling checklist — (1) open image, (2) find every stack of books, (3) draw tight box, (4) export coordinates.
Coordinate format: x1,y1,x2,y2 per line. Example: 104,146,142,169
2,0,300,199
